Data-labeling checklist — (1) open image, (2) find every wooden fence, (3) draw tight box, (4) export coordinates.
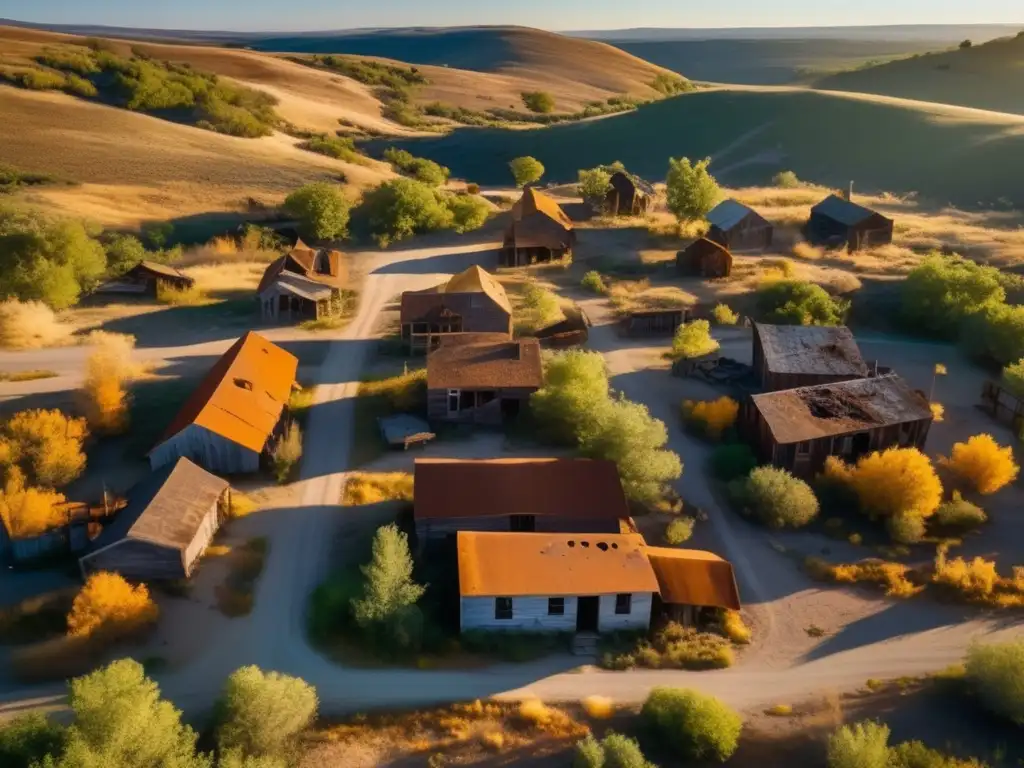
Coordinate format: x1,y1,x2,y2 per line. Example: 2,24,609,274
980,381,1024,436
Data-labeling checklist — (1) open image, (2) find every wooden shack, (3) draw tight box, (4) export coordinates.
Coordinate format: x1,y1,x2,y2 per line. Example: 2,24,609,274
623,308,689,337
747,374,933,476
257,242,346,323
149,332,298,474
501,188,575,267
753,323,869,392
426,334,542,425
606,172,654,216
457,531,657,634
807,194,894,252
677,238,733,278
96,261,194,297
535,306,590,349
414,458,629,541
645,546,741,626
80,458,229,581
400,266,512,354
706,200,773,253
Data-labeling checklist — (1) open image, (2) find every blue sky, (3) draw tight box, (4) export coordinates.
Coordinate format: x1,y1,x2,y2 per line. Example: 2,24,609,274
0,0,1019,31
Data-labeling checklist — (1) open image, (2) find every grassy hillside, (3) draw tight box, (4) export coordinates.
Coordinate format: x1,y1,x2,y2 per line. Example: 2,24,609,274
817,33,1024,115
380,87,1024,208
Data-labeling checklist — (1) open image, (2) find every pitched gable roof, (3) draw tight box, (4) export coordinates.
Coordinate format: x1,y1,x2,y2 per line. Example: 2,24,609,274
458,531,659,597
444,265,512,313
755,324,868,378
812,194,890,227
645,546,741,610
256,244,345,295
154,332,298,454
706,199,769,232
512,188,573,230
427,333,542,390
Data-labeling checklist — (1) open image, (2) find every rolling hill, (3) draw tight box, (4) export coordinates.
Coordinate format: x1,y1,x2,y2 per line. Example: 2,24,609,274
816,33,1024,115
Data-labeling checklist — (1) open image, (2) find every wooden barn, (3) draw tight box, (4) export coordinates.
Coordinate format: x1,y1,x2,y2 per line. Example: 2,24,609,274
645,547,741,627
79,458,229,581
706,200,773,253
807,194,894,252
500,188,575,267
149,332,298,474
753,323,869,392
96,261,194,297
677,237,733,278
747,374,933,476
414,458,629,542
457,531,657,634
256,241,347,323
606,171,655,216
535,306,590,349
400,266,512,354
426,334,542,426
623,308,689,337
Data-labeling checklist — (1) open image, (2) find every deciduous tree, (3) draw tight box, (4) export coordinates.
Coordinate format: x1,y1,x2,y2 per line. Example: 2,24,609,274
352,524,425,633
283,182,351,241
0,467,66,539
672,320,719,359
217,666,317,759
1,409,88,488
509,156,545,188
665,157,719,222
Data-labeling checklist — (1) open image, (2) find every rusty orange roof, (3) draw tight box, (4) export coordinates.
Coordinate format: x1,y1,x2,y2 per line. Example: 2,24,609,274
511,188,573,230
458,531,659,597
644,546,741,610
154,332,298,454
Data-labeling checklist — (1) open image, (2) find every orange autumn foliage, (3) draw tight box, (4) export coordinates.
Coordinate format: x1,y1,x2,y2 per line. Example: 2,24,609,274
81,332,136,435
67,572,158,638
940,434,1020,495
823,447,942,521
0,466,66,539
682,397,739,440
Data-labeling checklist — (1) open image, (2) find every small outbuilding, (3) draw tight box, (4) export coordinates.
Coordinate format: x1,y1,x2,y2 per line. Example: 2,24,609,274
535,306,590,349
257,241,346,323
501,188,575,267
677,237,733,278
149,332,298,474
79,458,229,581
457,531,658,634
414,458,630,542
706,199,773,253
807,194,894,252
426,333,542,425
606,171,655,216
623,308,689,337
753,323,869,392
645,547,741,626
96,261,194,298
400,266,513,354
747,374,933,476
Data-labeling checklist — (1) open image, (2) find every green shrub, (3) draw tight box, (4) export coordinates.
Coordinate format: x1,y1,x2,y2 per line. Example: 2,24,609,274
889,740,986,768
756,280,848,326
601,732,657,768
303,55,428,89
602,624,733,671
352,524,426,653
666,157,720,222
522,91,556,114
509,156,545,188
934,493,987,531
887,511,927,544
902,254,1005,338
283,183,351,241
665,517,694,545
0,712,65,768
446,194,490,233
35,46,100,75
383,148,450,187
966,301,1024,366
581,271,607,294
63,73,98,98
574,733,605,768
773,170,801,188
1001,358,1024,397
301,134,365,164
641,687,742,762
965,640,1024,724
270,423,303,483
102,234,147,277
651,73,693,95
710,443,757,481
733,466,819,529
12,68,69,91
578,167,613,207
217,666,318,759
827,720,891,768
672,319,719,359
711,303,739,325
360,178,453,247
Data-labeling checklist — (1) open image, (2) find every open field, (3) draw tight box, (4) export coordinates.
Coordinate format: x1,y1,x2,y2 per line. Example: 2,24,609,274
386,87,1024,207
819,32,1024,115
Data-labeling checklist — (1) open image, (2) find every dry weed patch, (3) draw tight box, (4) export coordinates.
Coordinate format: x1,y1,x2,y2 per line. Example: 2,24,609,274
342,472,413,506
216,537,269,617
805,557,924,598
0,299,74,350
601,622,734,670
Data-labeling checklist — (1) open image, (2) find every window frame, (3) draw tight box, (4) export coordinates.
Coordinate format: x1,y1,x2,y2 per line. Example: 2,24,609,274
447,388,460,415
547,597,565,616
614,593,632,615
494,597,513,620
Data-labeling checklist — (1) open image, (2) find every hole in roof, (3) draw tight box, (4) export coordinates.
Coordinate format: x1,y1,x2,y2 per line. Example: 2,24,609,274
233,378,253,391
581,541,590,548
611,543,619,549
597,542,609,552
567,540,575,547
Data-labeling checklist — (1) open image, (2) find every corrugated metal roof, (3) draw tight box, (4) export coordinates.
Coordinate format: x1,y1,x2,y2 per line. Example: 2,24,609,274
458,531,659,597
811,194,888,227
706,199,763,232
645,547,741,610
154,332,298,454
427,333,542,390
414,458,629,521
755,324,868,377
751,374,932,444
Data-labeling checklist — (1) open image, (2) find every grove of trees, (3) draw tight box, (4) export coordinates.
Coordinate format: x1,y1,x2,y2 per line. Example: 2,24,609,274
358,178,490,247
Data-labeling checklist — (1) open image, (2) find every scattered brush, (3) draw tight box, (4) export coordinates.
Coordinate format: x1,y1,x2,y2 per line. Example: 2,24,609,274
342,472,413,506
581,695,615,719
0,299,73,350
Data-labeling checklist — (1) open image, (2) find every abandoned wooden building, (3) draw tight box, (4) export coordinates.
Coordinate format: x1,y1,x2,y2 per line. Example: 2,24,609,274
807,194,894,252
753,323,869,392
257,241,346,323
623,308,690,337
747,374,933,476
535,306,590,349
79,458,229,581
96,261,194,297
457,531,657,634
606,171,655,216
426,334,542,425
677,237,733,278
400,265,512,354
149,332,298,474
706,199,773,253
414,458,630,541
500,187,575,267
645,546,741,626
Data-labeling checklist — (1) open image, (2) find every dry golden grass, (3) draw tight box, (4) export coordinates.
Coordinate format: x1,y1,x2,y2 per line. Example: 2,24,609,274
607,279,697,315
721,610,752,645
184,261,269,296
580,696,615,719
0,369,58,383
0,299,74,350
764,704,794,717
342,472,414,506
805,557,923,598
228,491,259,519
932,550,1024,608
156,283,210,307
80,331,138,435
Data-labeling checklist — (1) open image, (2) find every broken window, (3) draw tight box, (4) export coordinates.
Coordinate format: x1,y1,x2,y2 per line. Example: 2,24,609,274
796,441,811,457
495,597,513,620
547,597,564,616
615,594,632,615
447,389,460,414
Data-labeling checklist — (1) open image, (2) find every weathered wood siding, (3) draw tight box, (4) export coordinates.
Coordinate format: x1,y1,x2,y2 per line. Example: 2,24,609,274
460,592,653,633
426,387,536,426
752,330,863,392
81,539,184,581
416,515,622,542
182,499,223,576
710,220,773,253
150,424,260,475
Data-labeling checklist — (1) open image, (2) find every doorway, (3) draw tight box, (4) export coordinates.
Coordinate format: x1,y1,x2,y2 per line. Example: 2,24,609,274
501,398,522,420
576,596,599,632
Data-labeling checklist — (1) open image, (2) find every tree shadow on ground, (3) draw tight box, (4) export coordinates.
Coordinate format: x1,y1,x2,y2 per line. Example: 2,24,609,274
373,249,501,276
